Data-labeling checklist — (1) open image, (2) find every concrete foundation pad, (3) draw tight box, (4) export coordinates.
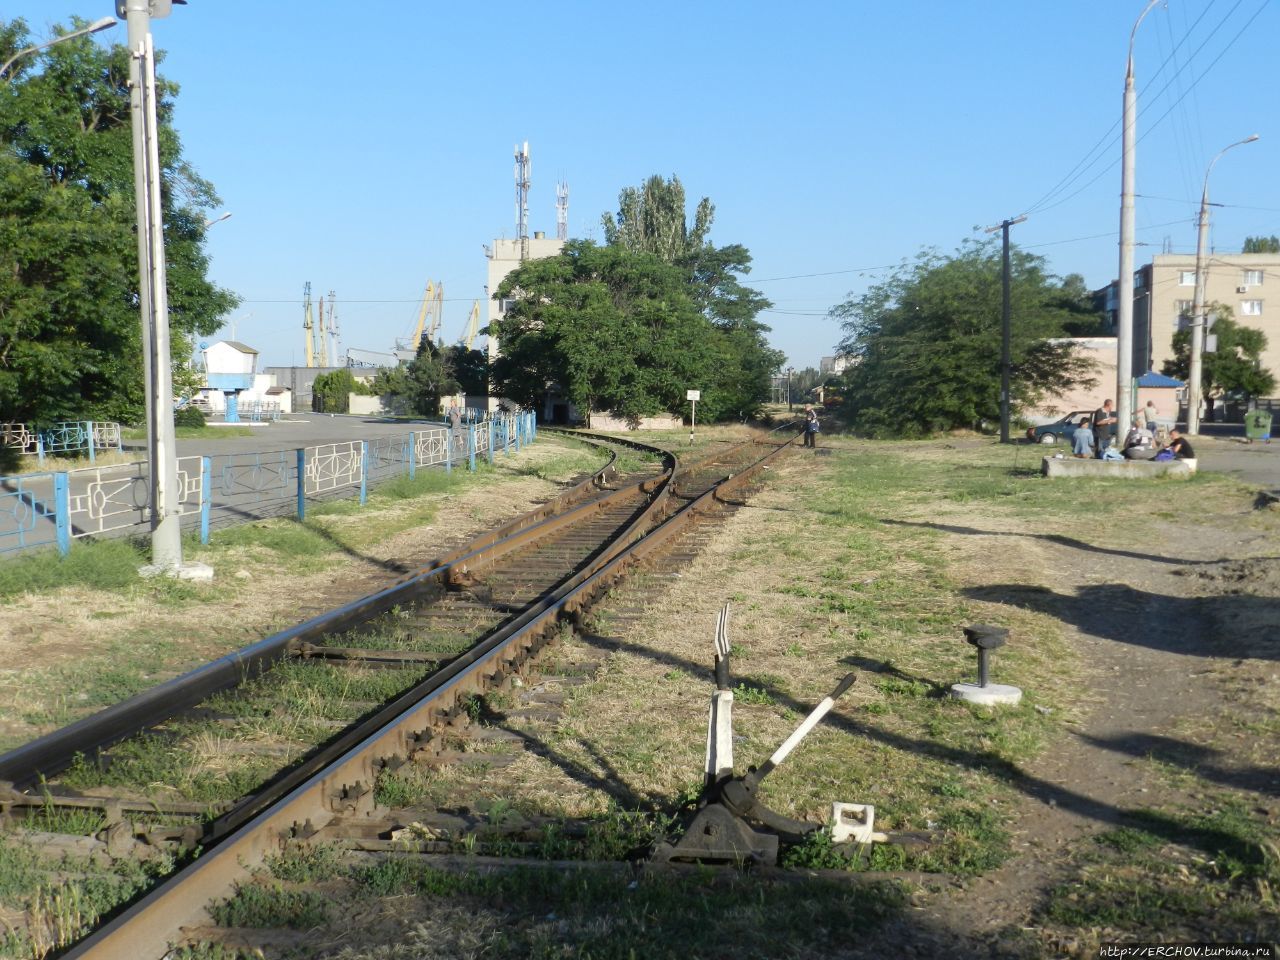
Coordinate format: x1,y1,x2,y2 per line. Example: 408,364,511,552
949,682,1022,706
1041,456,1195,479
139,561,215,583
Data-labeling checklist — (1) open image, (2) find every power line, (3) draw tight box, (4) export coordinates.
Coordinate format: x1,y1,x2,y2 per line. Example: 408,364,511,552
1023,0,1255,217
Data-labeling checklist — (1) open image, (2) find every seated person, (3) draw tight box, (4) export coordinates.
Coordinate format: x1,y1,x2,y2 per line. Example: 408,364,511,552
1166,428,1196,460
1122,420,1156,460
1071,417,1094,458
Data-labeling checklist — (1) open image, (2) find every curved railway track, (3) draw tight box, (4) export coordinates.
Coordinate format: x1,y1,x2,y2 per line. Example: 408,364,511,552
0,427,798,959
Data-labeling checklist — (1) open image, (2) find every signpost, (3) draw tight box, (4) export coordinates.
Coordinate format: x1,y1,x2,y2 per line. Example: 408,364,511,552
687,389,700,445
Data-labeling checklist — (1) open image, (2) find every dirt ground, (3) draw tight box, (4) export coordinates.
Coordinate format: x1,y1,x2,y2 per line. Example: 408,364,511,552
2,433,1277,958
839,444,1280,956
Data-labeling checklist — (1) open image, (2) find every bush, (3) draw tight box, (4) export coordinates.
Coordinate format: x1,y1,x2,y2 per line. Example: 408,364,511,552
175,405,207,428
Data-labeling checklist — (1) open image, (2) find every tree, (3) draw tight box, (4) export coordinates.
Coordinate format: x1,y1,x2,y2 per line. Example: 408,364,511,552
369,340,459,417
1242,236,1280,254
1162,304,1275,405
602,174,714,262
491,241,720,423
832,239,1099,437
311,369,357,413
601,176,781,421
0,17,237,426
441,345,488,397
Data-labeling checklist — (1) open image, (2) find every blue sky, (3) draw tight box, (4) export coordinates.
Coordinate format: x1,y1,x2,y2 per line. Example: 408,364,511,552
9,0,1279,372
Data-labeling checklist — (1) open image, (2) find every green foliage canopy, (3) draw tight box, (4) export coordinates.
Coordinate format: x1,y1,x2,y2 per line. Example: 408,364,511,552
1242,236,1280,254
1162,304,1275,401
599,176,782,421
490,240,722,423
0,17,237,425
833,239,1100,437
368,340,460,417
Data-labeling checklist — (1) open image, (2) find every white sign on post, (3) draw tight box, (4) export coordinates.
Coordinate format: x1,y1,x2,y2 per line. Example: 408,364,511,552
687,390,700,444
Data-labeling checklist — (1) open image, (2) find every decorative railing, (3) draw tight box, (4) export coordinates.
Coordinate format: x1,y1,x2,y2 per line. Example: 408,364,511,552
0,411,537,557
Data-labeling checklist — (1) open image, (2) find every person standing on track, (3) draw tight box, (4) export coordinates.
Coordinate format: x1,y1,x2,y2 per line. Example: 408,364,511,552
803,406,819,448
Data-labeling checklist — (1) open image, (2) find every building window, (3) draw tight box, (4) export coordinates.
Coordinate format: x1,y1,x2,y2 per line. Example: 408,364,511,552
1241,300,1263,316
1242,269,1264,286
1178,270,1197,286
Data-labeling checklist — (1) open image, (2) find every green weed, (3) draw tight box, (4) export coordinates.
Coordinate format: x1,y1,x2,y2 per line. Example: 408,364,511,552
211,881,329,929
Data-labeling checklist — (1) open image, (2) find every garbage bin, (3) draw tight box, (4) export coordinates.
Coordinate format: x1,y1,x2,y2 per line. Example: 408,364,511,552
1244,409,1272,443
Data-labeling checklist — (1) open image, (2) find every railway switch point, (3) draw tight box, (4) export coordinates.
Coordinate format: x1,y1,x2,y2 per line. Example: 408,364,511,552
656,605,862,865
949,623,1022,706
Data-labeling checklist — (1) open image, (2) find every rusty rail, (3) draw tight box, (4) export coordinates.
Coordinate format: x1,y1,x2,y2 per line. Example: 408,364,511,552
62,432,794,959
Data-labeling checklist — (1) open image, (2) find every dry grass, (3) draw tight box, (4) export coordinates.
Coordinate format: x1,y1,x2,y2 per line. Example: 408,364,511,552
0,437,606,751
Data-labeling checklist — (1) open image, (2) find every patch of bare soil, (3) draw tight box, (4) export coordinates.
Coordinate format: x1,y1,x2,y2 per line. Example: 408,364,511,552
864,483,1280,956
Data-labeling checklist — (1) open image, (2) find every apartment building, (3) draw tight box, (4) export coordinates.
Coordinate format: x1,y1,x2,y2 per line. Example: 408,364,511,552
1134,252,1279,379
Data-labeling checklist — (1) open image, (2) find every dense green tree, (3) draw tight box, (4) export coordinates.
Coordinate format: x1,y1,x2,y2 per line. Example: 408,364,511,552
1162,304,1275,404
602,174,714,262
441,345,488,397
369,340,459,417
491,241,721,423
311,369,357,413
832,239,1099,437
1242,236,1280,254
0,17,237,426
601,176,781,420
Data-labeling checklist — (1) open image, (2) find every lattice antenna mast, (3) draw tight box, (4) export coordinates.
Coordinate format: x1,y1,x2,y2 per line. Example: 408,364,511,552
327,289,339,363
556,181,569,241
515,141,530,261
317,294,329,366
302,281,316,368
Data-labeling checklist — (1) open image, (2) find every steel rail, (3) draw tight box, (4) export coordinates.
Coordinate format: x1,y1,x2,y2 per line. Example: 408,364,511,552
63,433,794,960
0,438,671,790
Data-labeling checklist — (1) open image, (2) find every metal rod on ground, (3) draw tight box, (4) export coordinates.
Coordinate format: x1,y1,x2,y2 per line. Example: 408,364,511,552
750,673,855,784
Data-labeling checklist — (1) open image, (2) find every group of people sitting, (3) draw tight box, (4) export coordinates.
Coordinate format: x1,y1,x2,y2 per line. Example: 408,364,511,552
1072,398,1196,462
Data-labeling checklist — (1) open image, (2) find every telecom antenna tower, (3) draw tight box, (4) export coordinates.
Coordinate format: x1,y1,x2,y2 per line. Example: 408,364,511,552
327,289,340,363
556,181,569,241
515,141,530,260
302,281,316,368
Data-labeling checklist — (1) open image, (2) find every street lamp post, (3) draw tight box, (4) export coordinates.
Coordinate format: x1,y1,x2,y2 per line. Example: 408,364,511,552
1116,0,1162,445
786,367,793,411
0,16,116,79
1187,135,1260,435
121,0,209,580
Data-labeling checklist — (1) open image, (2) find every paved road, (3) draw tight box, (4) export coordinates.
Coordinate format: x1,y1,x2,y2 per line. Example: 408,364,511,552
1193,426,1280,492
123,414,450,459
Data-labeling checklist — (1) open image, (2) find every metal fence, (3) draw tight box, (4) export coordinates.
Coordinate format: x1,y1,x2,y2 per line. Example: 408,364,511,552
0,420,124,466
0,411,535,558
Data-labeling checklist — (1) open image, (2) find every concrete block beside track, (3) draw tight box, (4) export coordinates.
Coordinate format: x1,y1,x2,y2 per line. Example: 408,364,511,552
1040,455,1196,479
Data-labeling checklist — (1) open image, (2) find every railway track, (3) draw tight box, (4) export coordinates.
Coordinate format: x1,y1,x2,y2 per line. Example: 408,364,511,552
0,427,798,958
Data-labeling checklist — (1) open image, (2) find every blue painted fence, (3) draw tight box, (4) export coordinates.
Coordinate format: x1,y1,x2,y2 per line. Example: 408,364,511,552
0,412,536,559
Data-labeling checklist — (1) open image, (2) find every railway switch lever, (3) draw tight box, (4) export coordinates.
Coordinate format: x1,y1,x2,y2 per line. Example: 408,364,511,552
656,603,872,865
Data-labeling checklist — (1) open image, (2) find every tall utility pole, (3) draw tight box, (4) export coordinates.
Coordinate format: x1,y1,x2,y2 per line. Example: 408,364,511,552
985,215,1027,443
1116,0,1162,442
123,0,206,579
514,141,530,261
1188,135,1260,435
556,181,569,241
